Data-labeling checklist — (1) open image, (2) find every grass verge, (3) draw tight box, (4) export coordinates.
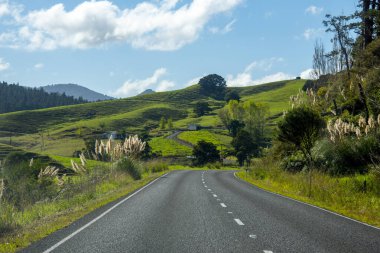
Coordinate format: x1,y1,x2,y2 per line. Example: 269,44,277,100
236,159,380,228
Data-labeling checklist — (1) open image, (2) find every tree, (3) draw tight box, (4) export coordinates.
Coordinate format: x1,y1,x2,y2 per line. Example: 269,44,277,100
242,101,269,150
224,90,240,102
313,40,328,78
159,117,167,130
323,14,354,74
192,141,220,166
167,117,173,130
232,130,257,166
194,102,211,117
229,120,245,137
199,74,227,100
278,107,325,164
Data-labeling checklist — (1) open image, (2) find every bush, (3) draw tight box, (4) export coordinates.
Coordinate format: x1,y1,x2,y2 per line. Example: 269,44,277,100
2,152,60,209
206,162,222,170
281,151,307,172
315,136,380,175
145,160,169,173
116,158,142,180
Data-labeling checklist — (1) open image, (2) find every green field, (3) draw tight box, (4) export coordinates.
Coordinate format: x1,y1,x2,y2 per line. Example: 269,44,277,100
177,130,232,148
149,136,192,157
0,80,305,159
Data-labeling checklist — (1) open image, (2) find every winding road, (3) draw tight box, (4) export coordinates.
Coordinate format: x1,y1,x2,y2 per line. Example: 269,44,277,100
23,170,380,253
166,131,194,148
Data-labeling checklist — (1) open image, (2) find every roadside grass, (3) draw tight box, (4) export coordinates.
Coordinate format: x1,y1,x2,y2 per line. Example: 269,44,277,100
0,169,166,253
236,158,380,228
149,136,192,157
50,155,108,169
177,130,232,149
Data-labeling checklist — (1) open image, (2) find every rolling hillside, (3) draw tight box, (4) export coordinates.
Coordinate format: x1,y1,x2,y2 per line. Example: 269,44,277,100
0,79,305,157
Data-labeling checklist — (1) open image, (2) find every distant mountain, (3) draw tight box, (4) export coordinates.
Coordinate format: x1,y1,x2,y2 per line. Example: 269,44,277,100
138,89,156,96
42,84,113,102
0,82,87,114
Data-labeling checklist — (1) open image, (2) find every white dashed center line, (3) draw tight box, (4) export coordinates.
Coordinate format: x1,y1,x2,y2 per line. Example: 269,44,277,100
234,219,244,226
249,234,257,239
228,211,233,214
213,194,217,197
208,189,211,191
263,251,273,253
220,203,227,208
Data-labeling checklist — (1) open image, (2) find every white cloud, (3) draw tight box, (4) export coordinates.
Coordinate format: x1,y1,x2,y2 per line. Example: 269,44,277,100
157,80,176,92
300,68,316,80
112,68,176,97
34,63,44,69
303,28,324,40
0,1,10,17
0,0,242,51
0,58,10,71
305,5,323,15
209,19,236,34
227,58,293,87
186,76,202,87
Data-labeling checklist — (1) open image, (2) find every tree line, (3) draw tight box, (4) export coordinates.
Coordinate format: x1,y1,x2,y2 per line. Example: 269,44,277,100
0,82,87,114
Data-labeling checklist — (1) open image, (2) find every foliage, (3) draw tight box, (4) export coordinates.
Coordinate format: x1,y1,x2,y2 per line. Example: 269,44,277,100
238,156,380,227
278,107,325,164
116,158,142,180
144,160,169,173
1,152,62,209
94,135,146,161
159,116,167,130
199,74,227,100
231,130,257,166
0,82,87,114
194,101,211,117
192,141,220,166
229,120,245,137
224,90,240,102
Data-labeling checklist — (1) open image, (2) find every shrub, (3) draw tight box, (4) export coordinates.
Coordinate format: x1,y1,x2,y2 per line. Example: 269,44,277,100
281,151,307,172
315,136,379,175
145,160,169,173
2,152,60,209
116,158,141,180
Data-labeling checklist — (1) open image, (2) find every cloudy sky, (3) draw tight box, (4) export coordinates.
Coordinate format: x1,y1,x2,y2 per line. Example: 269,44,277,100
0,0,357,97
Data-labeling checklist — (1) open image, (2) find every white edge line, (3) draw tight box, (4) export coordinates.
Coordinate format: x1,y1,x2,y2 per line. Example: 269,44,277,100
42,173,169,253
233,172,380,230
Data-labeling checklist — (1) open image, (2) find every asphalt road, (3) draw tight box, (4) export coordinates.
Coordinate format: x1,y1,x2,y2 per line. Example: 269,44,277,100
23,170,380,253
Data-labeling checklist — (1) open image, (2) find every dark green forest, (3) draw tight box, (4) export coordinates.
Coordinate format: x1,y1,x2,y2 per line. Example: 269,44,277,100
0,82,87,114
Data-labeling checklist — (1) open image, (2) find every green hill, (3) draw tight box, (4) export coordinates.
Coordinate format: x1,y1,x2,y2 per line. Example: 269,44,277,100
0,79,306,158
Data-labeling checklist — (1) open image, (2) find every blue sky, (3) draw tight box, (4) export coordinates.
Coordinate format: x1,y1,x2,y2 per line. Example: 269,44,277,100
0,0,357,97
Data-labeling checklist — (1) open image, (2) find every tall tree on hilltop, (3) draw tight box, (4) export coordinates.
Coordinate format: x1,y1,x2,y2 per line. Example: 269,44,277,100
199,74,227,100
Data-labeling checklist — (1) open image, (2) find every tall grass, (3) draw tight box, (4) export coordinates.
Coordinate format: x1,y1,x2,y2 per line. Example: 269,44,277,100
238,156,380,227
